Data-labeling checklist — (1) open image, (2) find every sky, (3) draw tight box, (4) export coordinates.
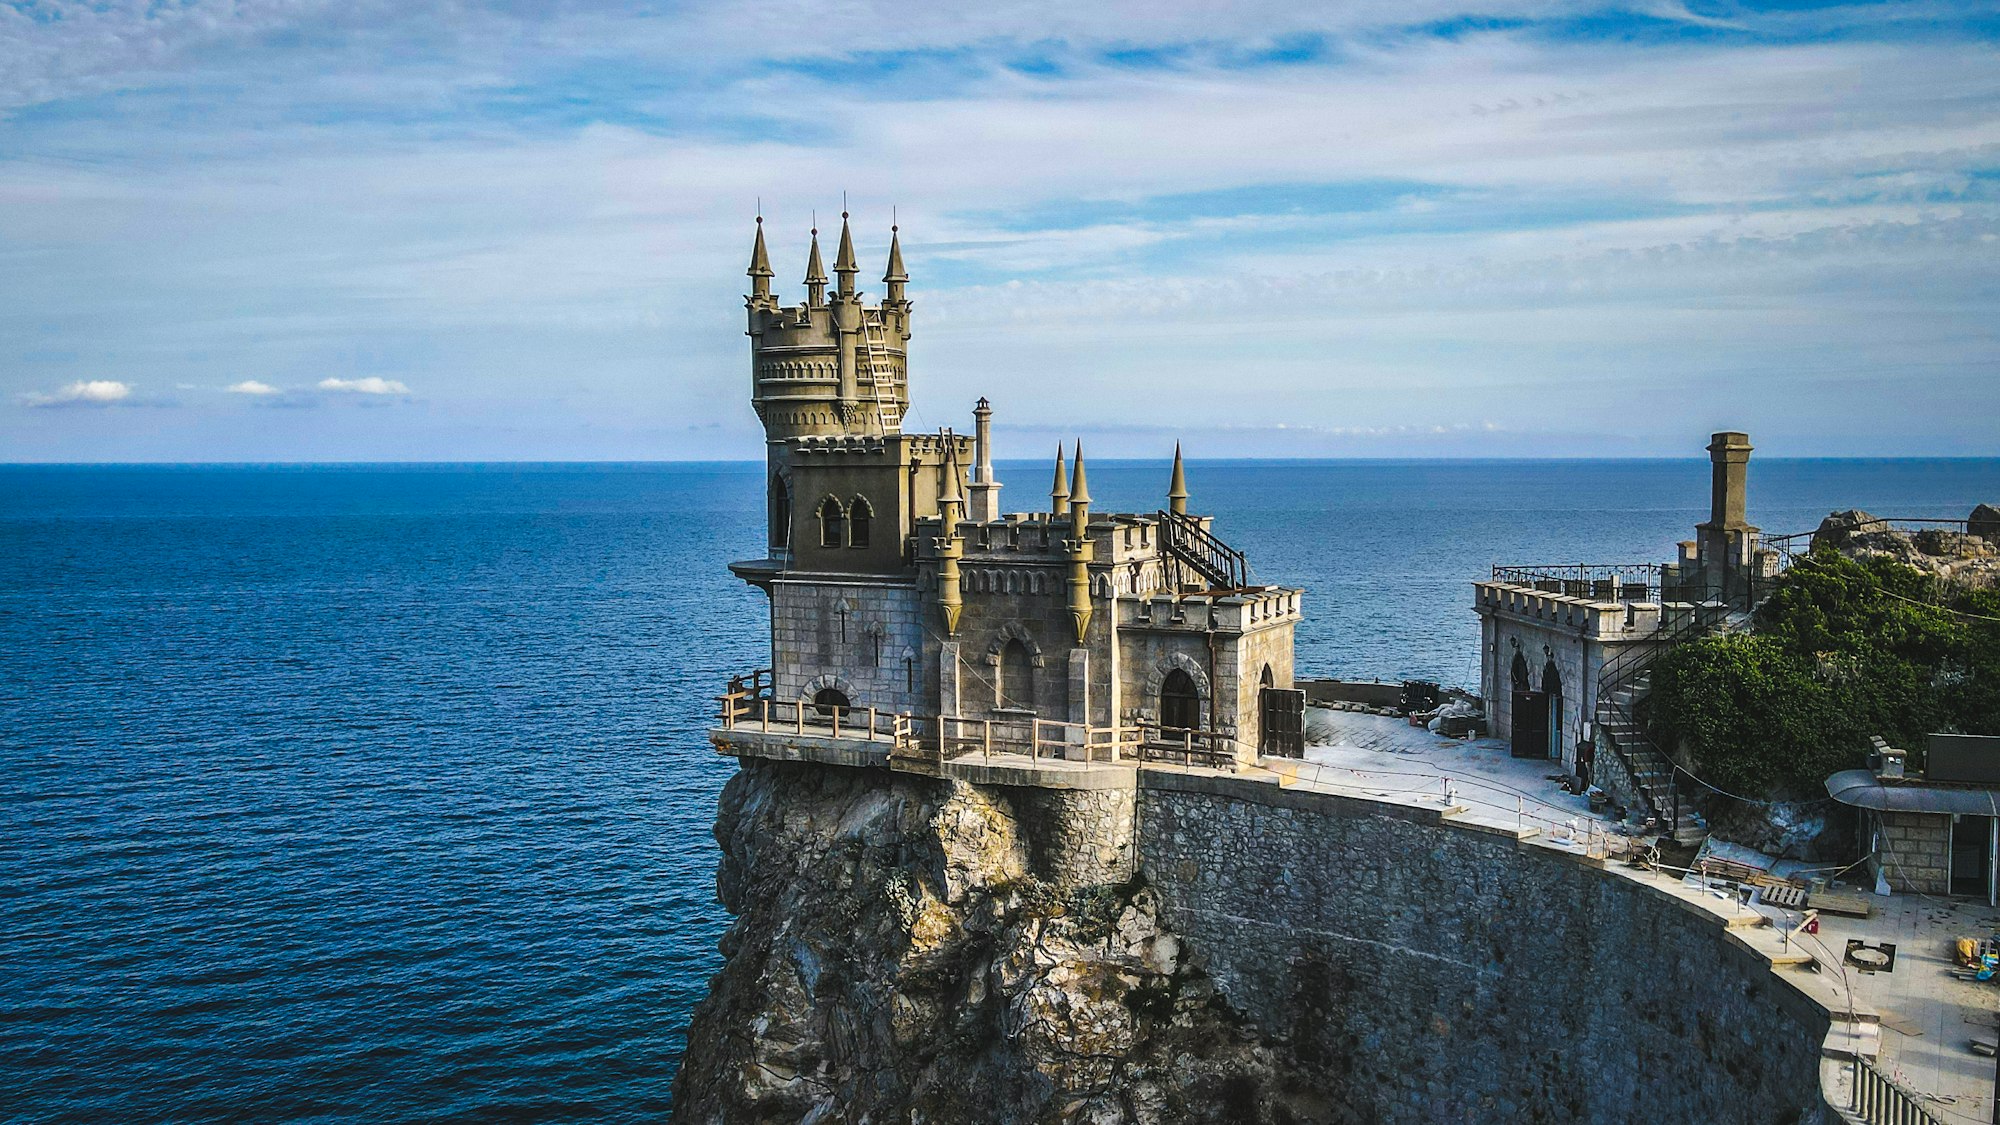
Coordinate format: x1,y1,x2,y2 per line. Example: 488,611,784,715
2,1,1997,462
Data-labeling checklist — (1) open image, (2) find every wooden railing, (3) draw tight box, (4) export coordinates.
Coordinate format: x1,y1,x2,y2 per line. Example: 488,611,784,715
1140,726,1240,770
716,671,1250,769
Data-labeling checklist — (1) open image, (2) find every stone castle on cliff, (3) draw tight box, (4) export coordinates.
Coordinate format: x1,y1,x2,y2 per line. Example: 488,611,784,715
718,213,1305,769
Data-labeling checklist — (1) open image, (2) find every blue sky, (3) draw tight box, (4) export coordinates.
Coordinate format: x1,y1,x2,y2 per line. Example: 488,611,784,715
2,0,1997,461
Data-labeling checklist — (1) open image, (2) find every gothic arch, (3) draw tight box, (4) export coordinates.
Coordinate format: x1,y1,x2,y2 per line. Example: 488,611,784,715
983,621,1045,667
801,673,859,704
1140,652,1212,727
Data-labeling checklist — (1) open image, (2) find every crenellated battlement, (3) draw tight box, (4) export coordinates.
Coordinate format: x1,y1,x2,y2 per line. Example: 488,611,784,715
746,213,911,440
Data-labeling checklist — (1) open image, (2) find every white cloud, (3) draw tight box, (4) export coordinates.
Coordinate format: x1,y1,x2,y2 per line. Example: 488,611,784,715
318,376,411,395
20,380,133,407
227,379,280,395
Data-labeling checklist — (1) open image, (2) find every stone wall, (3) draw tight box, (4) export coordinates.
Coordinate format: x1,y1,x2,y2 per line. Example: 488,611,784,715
771,576,933,715
1873,810,1951,894
1135,772,1832,1124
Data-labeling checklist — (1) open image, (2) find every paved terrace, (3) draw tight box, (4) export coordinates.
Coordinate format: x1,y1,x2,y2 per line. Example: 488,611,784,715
713,706,2000,1119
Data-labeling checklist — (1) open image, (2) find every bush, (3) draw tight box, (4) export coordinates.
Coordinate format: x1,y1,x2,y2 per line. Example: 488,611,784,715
1640,550,1997,795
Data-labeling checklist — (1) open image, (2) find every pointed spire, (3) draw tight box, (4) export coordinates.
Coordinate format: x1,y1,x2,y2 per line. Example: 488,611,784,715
884,224,907,280
1069,443,1091,506
804,222,827,305
1050,444,1070,517
1168,442,1189,516
748,215,773,303
941,441,963,500
834,210,858,297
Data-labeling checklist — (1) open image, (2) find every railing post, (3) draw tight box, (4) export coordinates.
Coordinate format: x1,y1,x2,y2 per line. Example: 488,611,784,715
796,702,804,735
761,698,770,733
984,719,992,760
868,706,878,741
830,705,840,739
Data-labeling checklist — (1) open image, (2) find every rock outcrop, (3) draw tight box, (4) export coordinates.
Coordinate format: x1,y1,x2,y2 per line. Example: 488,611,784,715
670,760,1315,1125
1812,507,2000,588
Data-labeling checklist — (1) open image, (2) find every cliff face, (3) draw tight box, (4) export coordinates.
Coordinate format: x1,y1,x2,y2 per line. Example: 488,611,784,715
669,760,1314,1125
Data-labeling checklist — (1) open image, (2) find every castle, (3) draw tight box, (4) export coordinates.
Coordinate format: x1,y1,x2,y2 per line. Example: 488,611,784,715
717,214,1305,768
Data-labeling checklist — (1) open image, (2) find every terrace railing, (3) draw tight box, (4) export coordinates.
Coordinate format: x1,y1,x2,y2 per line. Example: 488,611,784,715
1158,510,1250,592
1488,563,1666,603
716,671,1246,770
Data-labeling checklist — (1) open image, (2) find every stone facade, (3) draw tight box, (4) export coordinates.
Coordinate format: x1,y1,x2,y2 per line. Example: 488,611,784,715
1869,810,1953,895
730,217,1303,764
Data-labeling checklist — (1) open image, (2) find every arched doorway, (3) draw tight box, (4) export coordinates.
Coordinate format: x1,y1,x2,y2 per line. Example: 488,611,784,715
812,687,850,720
1160,669,1200,732
1509,649,1549,759
1541,659,1564,762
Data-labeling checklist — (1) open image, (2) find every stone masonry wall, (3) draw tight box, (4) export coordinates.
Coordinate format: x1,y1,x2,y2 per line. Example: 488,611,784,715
1875,810,1951,894
1135,772,1831,1125
772,578,933,715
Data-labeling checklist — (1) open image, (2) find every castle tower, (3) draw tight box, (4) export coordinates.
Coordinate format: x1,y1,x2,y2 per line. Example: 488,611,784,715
745,214,911,445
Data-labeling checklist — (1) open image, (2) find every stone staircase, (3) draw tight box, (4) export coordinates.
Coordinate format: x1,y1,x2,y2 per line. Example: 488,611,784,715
1593,610,1749,846
1596,672,1707,845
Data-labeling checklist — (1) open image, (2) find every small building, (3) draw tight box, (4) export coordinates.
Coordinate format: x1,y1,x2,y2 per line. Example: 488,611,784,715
1473,432,1779,770
1827,734,2000,905
717,214,1305,769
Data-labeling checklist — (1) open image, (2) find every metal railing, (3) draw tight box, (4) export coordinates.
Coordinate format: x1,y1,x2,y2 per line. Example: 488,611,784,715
1490,563,1665,602
1593,592,1731,836
1158,509,1250,591
1847,1057,1946,1125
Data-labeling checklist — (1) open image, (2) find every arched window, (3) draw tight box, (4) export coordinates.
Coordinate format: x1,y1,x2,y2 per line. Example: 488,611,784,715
848,496,872,548
1260,664,1275,687
817,497,845,548
1510,651,1531,692
771,477,792,549
999,639,1034,709
812,687,850,719
1160,669,1200,732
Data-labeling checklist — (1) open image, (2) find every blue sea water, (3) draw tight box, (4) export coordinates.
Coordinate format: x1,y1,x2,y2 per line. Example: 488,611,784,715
4,458,1996,1123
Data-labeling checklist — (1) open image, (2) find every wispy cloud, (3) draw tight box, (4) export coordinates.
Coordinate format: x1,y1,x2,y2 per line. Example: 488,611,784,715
1,1,1996,459
227,379,280,395
317,377,411,395
19,380,134,408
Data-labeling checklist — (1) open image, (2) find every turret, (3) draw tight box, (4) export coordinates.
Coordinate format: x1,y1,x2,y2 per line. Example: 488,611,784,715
1050,445,1070,518
746,213,910,443
747,216,774,307
883,225,908,306
1065,445,1094,643
834,211,858,299
1167,443,1189,517
804,226,827,307
936,442,965,635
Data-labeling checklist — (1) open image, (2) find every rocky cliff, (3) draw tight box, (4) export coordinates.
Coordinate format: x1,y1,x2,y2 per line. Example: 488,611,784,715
669,760,1320,1125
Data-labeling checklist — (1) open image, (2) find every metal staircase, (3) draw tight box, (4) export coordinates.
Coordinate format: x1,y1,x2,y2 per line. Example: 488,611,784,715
1592,600,1747,845
1156,510,1250,591
860,312,903,433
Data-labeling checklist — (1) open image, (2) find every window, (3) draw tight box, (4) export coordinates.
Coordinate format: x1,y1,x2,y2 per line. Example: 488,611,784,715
1161,669,1200,732
771,477,791,549
812,687,850,719
817,497,845,548
999,639,1034,709
849,496,872,548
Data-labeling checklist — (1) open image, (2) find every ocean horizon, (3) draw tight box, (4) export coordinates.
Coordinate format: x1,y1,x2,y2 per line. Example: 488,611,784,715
6,457,1997,1122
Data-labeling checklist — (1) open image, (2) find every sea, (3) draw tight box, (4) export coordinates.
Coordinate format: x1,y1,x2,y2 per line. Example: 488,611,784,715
5,457,1997,1123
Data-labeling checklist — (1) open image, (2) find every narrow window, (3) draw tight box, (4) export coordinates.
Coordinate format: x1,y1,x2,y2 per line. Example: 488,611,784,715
1000,639,1034,710
818,497,845,548
771,477,792,549
849,496,872,548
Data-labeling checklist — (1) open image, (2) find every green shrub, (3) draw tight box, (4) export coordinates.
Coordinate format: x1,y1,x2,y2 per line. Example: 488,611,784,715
1640,550,1996,794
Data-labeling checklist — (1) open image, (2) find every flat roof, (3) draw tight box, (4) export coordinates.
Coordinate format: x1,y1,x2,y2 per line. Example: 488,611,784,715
1825,769,2000,816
